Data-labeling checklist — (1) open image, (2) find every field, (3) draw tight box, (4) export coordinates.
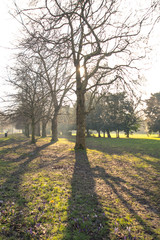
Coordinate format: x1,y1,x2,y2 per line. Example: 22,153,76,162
0,134,160,240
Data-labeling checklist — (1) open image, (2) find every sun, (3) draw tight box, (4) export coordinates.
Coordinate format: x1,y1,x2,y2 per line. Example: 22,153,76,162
79,66,85,77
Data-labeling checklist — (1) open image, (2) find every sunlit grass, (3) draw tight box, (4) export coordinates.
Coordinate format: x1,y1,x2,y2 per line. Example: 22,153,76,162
90,132,160,139
72,130,160,140
0,135,160,239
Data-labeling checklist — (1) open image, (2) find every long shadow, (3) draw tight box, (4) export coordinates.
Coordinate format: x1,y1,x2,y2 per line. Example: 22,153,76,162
65,138,160,238
93,166,159,239
132,154,160,213
134,153,160,173
0,136,28,147
0,139,31,156
0,141,53,239
85,137,160,182
63,150,110,240
93,168,158,214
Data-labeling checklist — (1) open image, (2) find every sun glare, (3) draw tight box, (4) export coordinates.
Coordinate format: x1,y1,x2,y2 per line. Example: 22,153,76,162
79,66,85,77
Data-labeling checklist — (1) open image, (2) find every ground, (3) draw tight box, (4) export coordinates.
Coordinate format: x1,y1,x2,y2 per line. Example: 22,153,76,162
0,135,160,240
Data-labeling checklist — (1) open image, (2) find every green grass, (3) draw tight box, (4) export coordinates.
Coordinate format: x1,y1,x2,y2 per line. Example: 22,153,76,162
0,135,160,239
86,136,160,157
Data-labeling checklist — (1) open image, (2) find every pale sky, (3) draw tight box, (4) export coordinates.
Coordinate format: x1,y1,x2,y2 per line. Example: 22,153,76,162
0,0,19,99
0,0,160,103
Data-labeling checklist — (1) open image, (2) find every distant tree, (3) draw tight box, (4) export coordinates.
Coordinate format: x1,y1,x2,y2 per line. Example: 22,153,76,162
106,92,141,138
14,117,30,137
86,92,141,138
0,114,7,134
121,98,141,137
41,100,53,138
86,103,104,137
9,55,50,143
58,105,76,136
104,93,126,138
145,93,160,137
19,32,74,142
86,94,114,138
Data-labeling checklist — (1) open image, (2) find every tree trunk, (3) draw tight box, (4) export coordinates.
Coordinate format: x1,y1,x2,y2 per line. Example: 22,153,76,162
116,129,120,138
106,129,111,138
31,119,36,143
103,131,105,138
42,121,47,138
51,114,58,142
98,130,101,138
159,130,160,138
35,122,41,136
75,72,86,150
126,130,129,138
24,124,30,138
86,129,91,137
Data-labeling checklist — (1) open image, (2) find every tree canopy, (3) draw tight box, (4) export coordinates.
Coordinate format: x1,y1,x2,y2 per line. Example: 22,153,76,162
145,92,160,137
86,92,141,138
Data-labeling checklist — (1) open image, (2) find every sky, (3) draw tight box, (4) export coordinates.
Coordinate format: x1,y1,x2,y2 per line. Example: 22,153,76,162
0,0,19,99
0,0,160,103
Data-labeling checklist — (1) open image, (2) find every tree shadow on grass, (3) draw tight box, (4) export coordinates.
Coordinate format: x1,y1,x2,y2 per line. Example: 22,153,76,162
86,137,160,208
0,135,28,147
66,137,160,238
93,166,159,239
0,141,53,239
132,154,160,213
134,153,160,174
63,150,110,240
0,140,31,156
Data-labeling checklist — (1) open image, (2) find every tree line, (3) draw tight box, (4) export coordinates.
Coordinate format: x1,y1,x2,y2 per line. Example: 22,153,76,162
4,89,160,140
86,92,141,138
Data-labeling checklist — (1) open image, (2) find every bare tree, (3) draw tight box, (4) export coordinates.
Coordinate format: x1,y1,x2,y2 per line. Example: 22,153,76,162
13,0,152,149
13,20,74,141
36,48,74,142
44,0,151,149
8,53,51,143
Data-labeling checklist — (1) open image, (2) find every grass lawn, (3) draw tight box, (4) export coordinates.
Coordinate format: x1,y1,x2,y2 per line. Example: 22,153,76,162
0,134,160,240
